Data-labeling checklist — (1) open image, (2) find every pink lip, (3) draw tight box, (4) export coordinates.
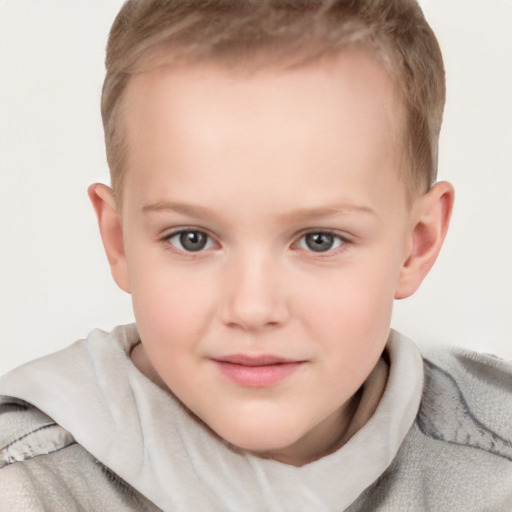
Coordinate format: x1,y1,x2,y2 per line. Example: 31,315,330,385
212,354,305,388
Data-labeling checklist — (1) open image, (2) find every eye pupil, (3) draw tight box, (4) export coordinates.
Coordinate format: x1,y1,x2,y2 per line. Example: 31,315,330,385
305,233,334,252
180,231,207,251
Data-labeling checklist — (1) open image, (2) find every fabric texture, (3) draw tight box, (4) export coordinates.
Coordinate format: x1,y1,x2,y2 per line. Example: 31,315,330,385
0,325,511,511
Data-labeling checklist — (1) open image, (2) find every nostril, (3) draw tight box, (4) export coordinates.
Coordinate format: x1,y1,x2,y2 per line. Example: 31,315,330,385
221,300,289,331
224,316,282,332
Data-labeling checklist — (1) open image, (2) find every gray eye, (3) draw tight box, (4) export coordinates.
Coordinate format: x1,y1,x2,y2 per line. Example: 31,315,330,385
300,232,343,252
181,231,207,251
169,230,212,252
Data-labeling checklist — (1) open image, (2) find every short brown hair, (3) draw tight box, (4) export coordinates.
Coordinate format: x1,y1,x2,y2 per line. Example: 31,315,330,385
102,0,445,204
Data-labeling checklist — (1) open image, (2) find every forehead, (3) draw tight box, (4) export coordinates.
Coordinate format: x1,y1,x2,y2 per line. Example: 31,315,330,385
120,50,406,214
124,48,400,131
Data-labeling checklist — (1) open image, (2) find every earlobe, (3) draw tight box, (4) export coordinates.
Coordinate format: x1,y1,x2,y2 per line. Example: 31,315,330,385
88,183,131,293
394,181,454,300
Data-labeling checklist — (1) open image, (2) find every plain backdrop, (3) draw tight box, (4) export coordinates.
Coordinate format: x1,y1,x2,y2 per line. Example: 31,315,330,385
0,0,511,374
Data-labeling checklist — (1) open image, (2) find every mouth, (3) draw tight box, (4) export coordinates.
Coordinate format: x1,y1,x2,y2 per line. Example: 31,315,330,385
211,354,305,388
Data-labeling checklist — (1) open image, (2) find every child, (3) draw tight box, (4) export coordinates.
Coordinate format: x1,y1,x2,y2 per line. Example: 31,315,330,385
0,0,510,510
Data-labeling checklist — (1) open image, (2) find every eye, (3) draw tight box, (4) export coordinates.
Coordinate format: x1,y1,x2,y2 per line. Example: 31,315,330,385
297,232,345,253
166,229,215,252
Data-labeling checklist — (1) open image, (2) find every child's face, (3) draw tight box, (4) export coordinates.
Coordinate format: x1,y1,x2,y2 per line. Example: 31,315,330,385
115,51,419,464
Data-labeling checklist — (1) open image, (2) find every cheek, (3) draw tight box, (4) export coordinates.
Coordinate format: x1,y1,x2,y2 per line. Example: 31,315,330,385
129,257,218,349
297,253,400,347
129,264,219,391
304,282,393,353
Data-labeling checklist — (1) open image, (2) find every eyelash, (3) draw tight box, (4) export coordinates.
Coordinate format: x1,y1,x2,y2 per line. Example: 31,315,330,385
161,228,350,256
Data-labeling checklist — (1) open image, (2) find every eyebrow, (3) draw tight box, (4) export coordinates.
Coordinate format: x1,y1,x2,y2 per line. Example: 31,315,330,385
143,201,215,217
142,201,376,222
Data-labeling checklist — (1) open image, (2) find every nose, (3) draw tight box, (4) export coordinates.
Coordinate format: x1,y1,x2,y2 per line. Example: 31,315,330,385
220,254,290,332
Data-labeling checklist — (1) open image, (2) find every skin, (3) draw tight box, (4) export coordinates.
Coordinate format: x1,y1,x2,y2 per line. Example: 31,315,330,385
90,50,454,466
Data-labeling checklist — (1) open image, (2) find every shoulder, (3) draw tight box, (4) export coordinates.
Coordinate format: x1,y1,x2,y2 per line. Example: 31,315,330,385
407,347,512,508
422,344,512,393
0,398,75,468
350,347,512,511
0,398,159,511
418,346,512,459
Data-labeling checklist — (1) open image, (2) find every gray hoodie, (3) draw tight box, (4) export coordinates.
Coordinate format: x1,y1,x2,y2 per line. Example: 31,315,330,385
0,325,511,511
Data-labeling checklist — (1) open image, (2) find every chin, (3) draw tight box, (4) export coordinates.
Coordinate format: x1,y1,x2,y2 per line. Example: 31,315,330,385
211,417,306,455
228,434,294,453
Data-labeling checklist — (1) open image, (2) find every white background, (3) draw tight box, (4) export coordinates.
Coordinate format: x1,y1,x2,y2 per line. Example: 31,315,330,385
0,0,511,374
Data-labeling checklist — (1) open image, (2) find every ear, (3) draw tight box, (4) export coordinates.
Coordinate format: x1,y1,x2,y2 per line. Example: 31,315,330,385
88,183,131,294
394,181,454,300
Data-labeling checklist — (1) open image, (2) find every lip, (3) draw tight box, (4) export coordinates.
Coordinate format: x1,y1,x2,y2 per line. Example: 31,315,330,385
212,354,305,388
